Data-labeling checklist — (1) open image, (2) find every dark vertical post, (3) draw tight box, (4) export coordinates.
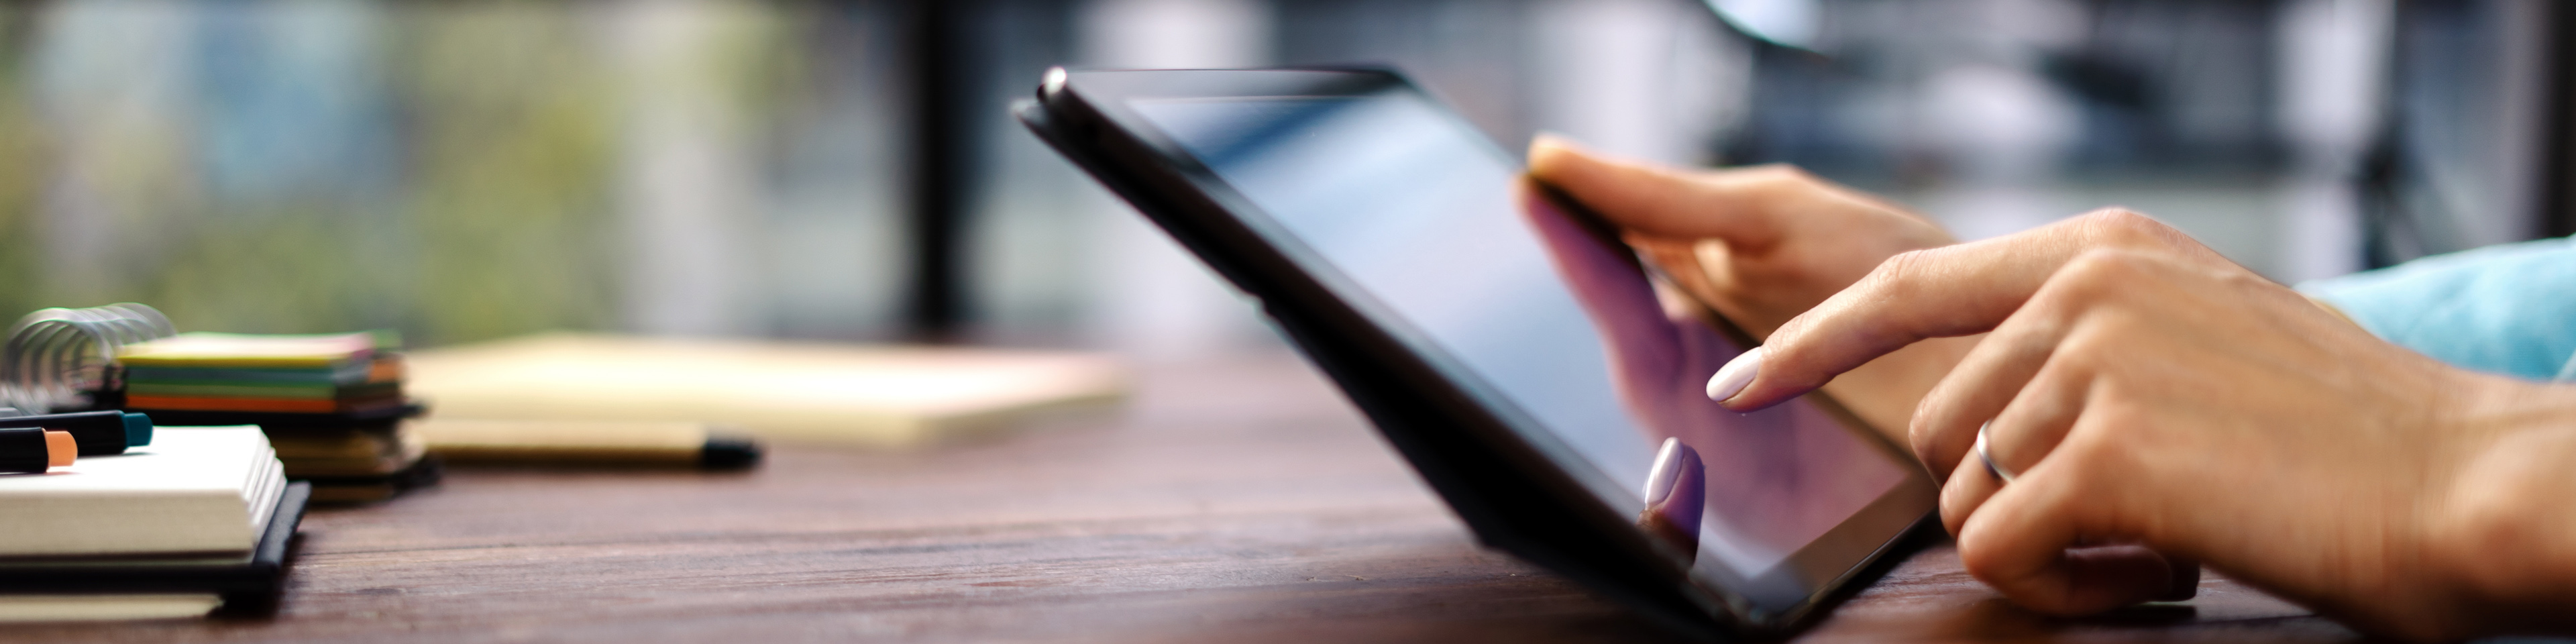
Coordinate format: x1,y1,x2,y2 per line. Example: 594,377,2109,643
904,0,969,340
2537,0,2576,239
2359,0,2416,269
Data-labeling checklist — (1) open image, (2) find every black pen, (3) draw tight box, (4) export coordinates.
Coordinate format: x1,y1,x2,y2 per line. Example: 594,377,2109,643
0,427,76,474
0,411,154,455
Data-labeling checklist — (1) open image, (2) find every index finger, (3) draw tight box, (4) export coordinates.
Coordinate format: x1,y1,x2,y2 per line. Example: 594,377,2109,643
1711,209,2224,412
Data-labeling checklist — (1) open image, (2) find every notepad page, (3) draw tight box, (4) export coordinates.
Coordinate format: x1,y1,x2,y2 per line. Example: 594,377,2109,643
0,594,222,621
0,427,282,557
239,445,283,535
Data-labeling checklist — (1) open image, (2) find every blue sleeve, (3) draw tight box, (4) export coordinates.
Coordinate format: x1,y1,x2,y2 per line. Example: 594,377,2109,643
2296,237,2576,382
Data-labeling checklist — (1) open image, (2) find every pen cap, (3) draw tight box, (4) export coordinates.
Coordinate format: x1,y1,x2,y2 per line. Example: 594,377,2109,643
43,431,73,467
0,427,50,473
700,435,763,471
0,410,133,455
121,413,152,447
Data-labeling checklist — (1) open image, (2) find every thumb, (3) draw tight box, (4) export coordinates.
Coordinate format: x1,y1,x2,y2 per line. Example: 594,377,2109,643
1527,133,1782,248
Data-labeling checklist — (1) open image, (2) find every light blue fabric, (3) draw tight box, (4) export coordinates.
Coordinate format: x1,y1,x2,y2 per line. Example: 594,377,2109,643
2297,237,2576,382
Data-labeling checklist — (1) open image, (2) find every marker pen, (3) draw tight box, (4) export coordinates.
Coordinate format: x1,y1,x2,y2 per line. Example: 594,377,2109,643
0,411,154,455
0,427,76,474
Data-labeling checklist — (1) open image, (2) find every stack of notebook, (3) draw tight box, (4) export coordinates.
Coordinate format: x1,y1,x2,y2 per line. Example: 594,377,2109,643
0,426,307,621
120,332,405,415
117,332,435,504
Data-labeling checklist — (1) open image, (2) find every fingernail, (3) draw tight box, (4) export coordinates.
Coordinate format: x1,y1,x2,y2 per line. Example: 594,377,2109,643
1532,131,1568,148
1705,346,1764,403
1642,437,1684,506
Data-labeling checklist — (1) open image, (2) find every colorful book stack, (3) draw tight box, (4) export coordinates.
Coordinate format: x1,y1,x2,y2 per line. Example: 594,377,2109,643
116,332,437,504
120,332,403,415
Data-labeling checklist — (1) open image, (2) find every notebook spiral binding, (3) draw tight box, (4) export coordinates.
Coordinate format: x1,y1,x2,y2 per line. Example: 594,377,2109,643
0,303,176,414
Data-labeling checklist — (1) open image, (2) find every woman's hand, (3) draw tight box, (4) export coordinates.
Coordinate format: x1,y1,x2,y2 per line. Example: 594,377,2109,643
1713,209,2576,640
1527,136,1978,437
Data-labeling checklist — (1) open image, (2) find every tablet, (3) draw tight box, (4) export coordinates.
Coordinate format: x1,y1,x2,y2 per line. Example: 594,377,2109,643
1017,67,1936,637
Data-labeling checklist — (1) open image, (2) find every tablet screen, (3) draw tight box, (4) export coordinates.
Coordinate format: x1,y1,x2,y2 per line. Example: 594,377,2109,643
1128,91,1914,609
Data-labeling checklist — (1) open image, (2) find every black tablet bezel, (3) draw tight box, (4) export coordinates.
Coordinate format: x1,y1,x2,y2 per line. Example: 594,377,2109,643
1018,67,1937,637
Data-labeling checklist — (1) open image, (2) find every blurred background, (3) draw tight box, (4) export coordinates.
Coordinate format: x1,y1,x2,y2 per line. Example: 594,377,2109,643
0,0,2559,359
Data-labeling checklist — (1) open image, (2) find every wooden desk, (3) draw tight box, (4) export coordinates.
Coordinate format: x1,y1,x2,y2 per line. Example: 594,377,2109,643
0,352,2360,643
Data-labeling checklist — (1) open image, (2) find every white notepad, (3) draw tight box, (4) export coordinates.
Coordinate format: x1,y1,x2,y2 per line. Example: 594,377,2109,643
0,426,284,558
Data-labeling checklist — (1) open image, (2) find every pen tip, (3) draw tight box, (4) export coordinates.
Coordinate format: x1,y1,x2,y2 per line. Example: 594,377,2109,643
700,435,763,471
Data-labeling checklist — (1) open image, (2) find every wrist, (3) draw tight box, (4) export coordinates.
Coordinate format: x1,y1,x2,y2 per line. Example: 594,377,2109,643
2424,375,2576,635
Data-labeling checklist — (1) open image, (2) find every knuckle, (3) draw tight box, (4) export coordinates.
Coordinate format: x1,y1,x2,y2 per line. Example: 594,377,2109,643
2025,250,2139,313
2057,317,2127,358
1739,164,1819,199
2078,206,2150,228
1953,526,2047,604
2060,409,2146,480
1743,162,1813,182
1908,378,1980,470
1938,482,1976,534
1870,246,1945,290
1844,248,1950,330
2057,248,2153,290
2074,207,2190,251
1907,411,1943,463
1909,415,1967,477
1955,535,2000,582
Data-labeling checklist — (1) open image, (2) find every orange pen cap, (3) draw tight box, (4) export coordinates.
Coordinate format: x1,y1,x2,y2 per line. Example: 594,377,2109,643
43,430,73,467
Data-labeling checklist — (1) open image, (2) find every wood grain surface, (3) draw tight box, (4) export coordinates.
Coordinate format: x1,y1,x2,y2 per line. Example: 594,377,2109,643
0,352,2362,643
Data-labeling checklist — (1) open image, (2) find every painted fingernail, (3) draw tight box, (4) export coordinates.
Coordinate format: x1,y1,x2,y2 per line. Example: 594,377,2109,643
1705,346,1764,403
1642,437,1684,506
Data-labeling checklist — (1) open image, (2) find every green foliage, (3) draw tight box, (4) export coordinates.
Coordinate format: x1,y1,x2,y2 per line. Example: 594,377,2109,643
0,3,724,347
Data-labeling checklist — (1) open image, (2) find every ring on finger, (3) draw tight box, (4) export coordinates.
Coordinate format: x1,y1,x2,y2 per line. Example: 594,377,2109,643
1974,421,2019,484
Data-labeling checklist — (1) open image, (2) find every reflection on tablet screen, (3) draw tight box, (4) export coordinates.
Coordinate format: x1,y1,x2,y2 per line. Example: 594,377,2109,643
1129,93,1908,601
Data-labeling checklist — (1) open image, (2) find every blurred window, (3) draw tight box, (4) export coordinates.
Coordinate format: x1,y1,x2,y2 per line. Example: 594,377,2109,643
0,0,2551,354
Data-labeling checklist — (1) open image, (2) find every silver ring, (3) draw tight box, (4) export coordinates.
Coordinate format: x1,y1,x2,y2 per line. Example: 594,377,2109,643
1974,421,2018,484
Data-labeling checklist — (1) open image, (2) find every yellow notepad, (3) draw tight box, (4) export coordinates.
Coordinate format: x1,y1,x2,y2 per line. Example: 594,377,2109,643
117,332,380,370
405,333,1126,446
